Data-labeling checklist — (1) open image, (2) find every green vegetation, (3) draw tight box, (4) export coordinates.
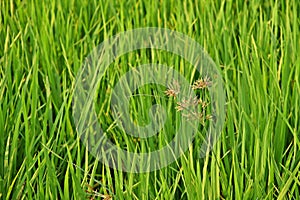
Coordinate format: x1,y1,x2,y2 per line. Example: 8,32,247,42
0,0,299,199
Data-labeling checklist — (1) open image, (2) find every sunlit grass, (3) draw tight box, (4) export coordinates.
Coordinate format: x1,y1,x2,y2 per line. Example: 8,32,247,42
0,0,299,199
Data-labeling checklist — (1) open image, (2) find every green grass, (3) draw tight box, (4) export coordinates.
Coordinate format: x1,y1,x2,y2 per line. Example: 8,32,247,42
1,0,300,199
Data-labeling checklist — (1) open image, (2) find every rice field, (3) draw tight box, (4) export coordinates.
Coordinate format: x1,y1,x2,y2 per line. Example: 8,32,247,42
0,0,299,199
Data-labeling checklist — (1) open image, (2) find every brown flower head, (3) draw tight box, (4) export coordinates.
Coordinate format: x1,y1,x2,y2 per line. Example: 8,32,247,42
165,80,180,98
192,76,212,90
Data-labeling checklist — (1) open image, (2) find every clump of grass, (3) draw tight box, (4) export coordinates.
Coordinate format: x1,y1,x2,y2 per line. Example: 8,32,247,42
1,0,299,199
